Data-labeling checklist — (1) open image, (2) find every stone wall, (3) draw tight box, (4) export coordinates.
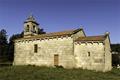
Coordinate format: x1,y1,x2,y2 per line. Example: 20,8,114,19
72,29,85,40
74,42,106,71
24,22,39,37
104,36,112,71
14,37,75,68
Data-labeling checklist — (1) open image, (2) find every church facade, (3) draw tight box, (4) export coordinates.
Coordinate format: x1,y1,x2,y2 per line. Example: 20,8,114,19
13,15,112,72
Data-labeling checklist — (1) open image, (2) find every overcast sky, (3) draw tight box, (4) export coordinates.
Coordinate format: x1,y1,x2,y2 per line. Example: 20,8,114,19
0,0,120,43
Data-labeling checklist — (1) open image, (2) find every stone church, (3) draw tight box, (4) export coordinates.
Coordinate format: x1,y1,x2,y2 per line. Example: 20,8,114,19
13,15,112,72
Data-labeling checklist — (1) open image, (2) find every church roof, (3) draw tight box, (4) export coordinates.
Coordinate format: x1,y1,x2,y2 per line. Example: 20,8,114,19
16,28,83,40
75,35,106,42
40,28,83,37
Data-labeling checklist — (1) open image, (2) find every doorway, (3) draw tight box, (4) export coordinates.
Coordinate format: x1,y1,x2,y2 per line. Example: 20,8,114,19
54,54,59,66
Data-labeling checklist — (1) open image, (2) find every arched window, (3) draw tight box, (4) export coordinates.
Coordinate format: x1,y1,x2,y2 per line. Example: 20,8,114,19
26,25,29,32
33,25,36,33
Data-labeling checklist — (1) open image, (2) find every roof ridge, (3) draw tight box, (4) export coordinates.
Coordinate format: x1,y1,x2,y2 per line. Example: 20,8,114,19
75,35,106,42
15,28,83,40
45,28,78,34
82,35,105,37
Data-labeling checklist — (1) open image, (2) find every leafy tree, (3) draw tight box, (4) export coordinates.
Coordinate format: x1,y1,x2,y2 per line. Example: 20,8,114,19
112,54,120,66
111,44,120,53
0,29,8,62
38,28,46,34
111,44,120,66
0,29,8,45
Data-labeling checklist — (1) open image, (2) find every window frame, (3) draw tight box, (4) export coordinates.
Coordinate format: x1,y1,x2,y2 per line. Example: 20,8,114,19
34,44,38,53
33,25,36,33
88,52,90,57
26,25,29,32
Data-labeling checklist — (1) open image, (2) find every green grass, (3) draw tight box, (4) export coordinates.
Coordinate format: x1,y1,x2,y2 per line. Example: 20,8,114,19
0,66,120,80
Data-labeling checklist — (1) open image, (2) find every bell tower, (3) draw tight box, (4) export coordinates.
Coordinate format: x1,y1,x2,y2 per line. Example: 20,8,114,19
24,14,39,37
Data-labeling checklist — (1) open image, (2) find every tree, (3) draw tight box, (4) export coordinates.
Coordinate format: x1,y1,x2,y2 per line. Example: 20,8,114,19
111,44,120,53
0,29,8,45
38,28,46,34
111,44,120,67
0,29,8,62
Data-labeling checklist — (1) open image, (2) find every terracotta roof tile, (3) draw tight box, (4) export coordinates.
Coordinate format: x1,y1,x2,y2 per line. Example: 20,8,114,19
16,28,82,40
41,28,83,37
75,35,106,42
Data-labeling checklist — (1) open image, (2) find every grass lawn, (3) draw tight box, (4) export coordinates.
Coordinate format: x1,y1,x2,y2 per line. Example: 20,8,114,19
0,66,120,80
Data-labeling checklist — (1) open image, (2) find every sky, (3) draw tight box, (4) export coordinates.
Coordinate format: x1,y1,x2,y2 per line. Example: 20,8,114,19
0,0,120,43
